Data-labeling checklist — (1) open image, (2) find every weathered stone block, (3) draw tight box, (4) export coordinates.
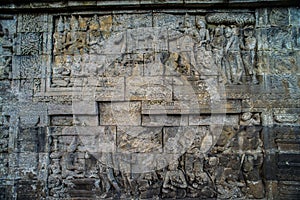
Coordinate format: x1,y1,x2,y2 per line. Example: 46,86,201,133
94,77,125,101
12,152,38,178
50,115,73,126
163,126,199,154
143,53,165,76
189,114,238,125
74,115,99,126
48,104,72,115
142,100,199,115
117,126,163,153
17,128,42,153
125,76,172,101
70,126,117,154
142,114,188,126
99,101,141,125
72,101,98,115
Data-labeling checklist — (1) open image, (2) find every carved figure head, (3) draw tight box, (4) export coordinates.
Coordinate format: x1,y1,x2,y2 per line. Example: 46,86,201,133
214,26,223,36
224,26,232,38
244,25,254,37
241,112,252,121
208,156,218,166
168,160,179,170
184,13,192,28
57,16,64,33
78,16,87,30
89,15,100,31
232,26,240,36
196,19,206,29
70,15,79,31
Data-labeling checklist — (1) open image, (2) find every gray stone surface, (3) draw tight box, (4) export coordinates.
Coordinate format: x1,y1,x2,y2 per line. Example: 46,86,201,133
0,1,299,199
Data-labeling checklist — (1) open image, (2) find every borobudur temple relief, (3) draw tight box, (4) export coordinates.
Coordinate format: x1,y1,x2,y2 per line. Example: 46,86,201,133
0,1,299,199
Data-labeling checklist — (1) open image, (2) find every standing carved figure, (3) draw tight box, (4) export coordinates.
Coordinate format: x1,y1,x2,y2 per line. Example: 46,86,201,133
97,159,121,198
162,160,187,198
195,18,210,49
53,16,66,55
225,26,245,84
211,26,231,84
241,25,258,84
87,15,103,54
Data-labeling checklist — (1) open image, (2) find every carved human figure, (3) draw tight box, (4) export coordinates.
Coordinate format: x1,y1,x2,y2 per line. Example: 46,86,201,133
87,15,103,54
48,174,63,198
162,160,187,198
195,18,210,49
241,25,258,84
0,56,11,78
217,172,245,199
179,14,197,68
65,16,86,54
0,24,12,47
240,112,261,126
138,172,161,198
72,55,82,76
225,26,244,84
97,157,121,198
63,55,72,76
34,78,41,93
63,136,84,179
78,16,87,31
53,16,66,55
186,152,214,198
242,155,265,199
211,26,231,84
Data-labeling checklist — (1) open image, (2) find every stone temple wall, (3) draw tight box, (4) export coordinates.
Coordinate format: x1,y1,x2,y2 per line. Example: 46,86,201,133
0,1,299,199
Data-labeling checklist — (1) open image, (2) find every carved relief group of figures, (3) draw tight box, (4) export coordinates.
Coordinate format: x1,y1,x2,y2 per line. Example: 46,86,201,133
179,15,258,84
210,24,258,84
47,113,264,199
53,15,103,56
48,142,263,199
48,13,265,199
52,14,259,86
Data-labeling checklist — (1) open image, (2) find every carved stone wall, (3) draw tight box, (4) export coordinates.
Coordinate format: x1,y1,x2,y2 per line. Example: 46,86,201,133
0,1,299,199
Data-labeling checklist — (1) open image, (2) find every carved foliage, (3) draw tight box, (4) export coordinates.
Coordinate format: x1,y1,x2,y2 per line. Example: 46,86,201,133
17,14,47,32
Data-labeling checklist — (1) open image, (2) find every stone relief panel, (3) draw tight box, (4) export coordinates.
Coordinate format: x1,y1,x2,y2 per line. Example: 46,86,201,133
0,5,300,199
0,16,15,80
44,12,269,199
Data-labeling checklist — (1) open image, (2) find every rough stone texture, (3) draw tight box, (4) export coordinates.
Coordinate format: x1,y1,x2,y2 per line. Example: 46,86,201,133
0,1,300,199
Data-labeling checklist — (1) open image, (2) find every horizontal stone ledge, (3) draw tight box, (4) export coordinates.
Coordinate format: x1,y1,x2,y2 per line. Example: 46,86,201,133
142,114,189,126
0,0,297,11
142,100,240,114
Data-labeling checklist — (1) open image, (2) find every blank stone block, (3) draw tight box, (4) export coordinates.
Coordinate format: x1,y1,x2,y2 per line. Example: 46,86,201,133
99,101,141,126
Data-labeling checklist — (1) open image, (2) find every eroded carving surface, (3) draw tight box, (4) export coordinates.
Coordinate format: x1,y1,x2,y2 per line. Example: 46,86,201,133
0,6,300,200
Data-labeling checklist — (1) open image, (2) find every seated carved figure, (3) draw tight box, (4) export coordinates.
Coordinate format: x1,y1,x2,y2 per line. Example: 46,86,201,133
162,160,187,198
